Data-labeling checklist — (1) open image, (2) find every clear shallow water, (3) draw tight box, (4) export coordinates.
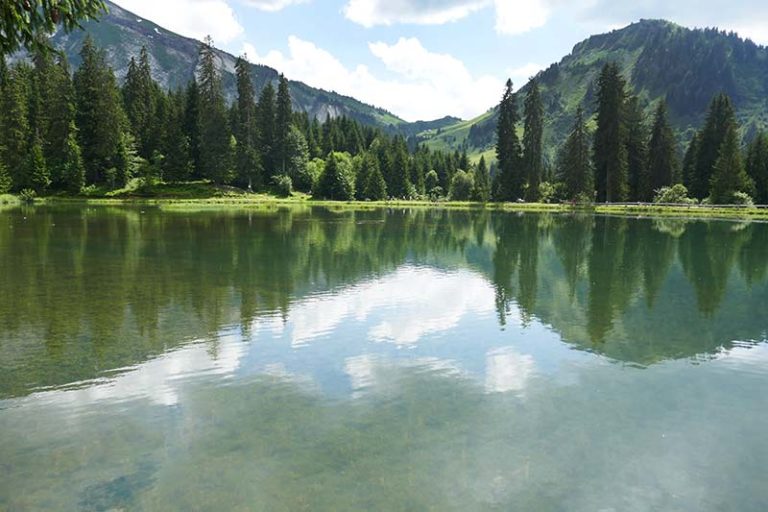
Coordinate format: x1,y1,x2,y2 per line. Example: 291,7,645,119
1,205,767,511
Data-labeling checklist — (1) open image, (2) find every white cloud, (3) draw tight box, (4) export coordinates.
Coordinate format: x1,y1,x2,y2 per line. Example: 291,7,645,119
116,0,243,44
493,0,549,34
343,0,489,27
240,0,309,12
506,62,545,87
342,0,555,35
252,35,502,120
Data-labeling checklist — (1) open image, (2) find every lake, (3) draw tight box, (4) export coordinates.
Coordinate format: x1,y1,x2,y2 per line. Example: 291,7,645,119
1,205,767,511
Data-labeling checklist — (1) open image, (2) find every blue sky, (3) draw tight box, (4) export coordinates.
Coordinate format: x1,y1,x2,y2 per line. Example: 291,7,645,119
116,0,768,122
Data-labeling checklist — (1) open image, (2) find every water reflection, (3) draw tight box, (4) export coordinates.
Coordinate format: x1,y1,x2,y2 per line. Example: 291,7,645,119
2,206,768,510
2,206,768,399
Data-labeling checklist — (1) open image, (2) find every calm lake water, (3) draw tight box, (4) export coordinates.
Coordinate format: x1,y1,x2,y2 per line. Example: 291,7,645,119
1,205,767,511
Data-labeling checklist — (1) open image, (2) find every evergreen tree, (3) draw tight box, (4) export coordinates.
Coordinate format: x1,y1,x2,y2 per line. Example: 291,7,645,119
0,159,10,193
559,107,594,200
285,126,309,184
73,36,125,185
624,95,649,201
257,83,276,173
522,79,544,202
233,56,261,189
197,36,233,184
745,131,768,204
0,64,30,190
184,80,202,177
122,47,154,158
593,63,628,202
473,155,491,202
647,100,680,194
691,93,737,199
495,79,523,201
60,123,85,193
274,74,292,175
46,55,78,189
389,137,411,198
356,152,386,200
317,151,354,200
710,122,754,203
25,135,50,193
682,133,700,191
162,90,192,182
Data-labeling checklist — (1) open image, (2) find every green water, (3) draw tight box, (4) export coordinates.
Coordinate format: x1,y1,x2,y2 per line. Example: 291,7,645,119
1,205,767,511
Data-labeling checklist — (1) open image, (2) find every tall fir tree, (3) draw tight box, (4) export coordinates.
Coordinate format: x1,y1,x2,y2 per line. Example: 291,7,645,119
710,122,753,203
257,82,276,174
682,133,700,192
746,131,768,204
122,47,155,158
473,155,491,202
0,64,30,190
25,134,50,193
73,36,125,185
233,56,261,189
183,80,202,177
274,74,292,175
624,95,649,201
593,63,629,202
162,90,192,182
60,123,85,193
647,100,680,194
522,79,544,202
45,55,79,189
197,36,233,184
389,136,411,198
559,107,594,200
691,93,737,199
495,79,523,201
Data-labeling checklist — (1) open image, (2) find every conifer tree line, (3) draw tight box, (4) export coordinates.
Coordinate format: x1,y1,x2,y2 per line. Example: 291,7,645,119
495,63,768,205
0,36,483,201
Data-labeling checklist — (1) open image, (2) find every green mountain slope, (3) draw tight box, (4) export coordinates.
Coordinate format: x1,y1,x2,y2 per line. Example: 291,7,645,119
421,19,768,162
47,0,429,131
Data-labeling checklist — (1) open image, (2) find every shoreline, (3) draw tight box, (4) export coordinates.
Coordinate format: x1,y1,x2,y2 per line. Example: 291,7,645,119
4,193,768,220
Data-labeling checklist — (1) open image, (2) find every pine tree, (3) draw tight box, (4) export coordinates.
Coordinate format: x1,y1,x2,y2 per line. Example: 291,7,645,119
197,36,233,184
495,79,523,201
162,90,192,182
522,79,544,202
559,107,594,200
746,131,768,204
356,152,386,200
234,56,261,189
46,55,77,189
61,123,85,193
593,63,628,202
257,83,276,174
682,133,700,191
691,93,737,199
184,80,202,177
274,74,292,175
647,100,680,194
473,155,491,202
317,151,354,200
73,36,125,185
0,64,30,191
710,122,754,203
25,135,50,193
0,160,10,194
389,137,411,198
624,95,649,201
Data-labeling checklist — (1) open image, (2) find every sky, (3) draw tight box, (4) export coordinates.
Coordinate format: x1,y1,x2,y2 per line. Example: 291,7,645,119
114,0,768,122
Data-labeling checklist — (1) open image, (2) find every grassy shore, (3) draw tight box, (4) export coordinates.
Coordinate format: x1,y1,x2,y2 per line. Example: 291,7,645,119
4,183,768,220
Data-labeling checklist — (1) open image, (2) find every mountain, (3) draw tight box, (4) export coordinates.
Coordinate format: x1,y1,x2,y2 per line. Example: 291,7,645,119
46,0,433,132
419,19,768,162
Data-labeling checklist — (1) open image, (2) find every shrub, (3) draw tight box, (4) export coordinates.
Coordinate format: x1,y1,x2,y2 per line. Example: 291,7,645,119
732,191,754,206
271,175,293,197
449,170,474,201
538,181,562,204
18,188,37,203
653,184,696,204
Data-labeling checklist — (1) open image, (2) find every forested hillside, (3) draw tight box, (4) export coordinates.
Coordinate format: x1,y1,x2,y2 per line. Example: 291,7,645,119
421,20,768,160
